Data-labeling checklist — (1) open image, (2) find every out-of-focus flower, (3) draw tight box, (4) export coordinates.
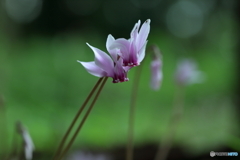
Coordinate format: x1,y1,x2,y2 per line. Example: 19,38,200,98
110,19,151,67
16,121,35,160
67,151,111,160
78,35,129,83
149,45,163,90
175,59,205,86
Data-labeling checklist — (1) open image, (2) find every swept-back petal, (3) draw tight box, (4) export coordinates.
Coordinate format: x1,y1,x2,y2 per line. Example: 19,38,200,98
106,34,119,62
137,41,147,64
110,38,130,59
77,61,106,77
86,43,114,74
106,34,115,52
130,20,140,40
137,19,151,49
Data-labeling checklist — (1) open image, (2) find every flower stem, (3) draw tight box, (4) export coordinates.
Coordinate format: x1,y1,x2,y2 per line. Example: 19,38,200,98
154,86,185,160
0,95,8,160
126,65,143,160
57,77,108,160
53,78,103,160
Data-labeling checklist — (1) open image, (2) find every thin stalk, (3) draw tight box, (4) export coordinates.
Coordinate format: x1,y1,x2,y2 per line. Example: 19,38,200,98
154,86,185,160
58,77,108,160
126,64,143,160
53,78,103,160
6,123,21,160
0,95,7,160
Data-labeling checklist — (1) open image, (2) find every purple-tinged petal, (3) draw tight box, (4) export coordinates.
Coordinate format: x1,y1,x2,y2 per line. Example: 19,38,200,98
150,58,163,90
110,38,130,59
77,61,106,77
130,20,140,40
128,40,138,66
112,58,129,83
136,19,151,49
86,43,114,74
137,41,147,64
106,34,119,62
106,34,115,52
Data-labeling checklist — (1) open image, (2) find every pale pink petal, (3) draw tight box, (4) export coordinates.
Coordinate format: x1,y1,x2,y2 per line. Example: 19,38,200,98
130,20,141,40
86,43,114,74
112,58,129,83
77,61,106,77
110,38,130,59
106,34,115,52
106,34,119,62
137,19,151,49
137,41,147,64
150,59,163,90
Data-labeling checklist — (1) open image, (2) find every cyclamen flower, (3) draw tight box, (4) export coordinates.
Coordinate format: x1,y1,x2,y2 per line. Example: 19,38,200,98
150,46,163,90
175,59,205,86
110,19,151,67
78,35,129,83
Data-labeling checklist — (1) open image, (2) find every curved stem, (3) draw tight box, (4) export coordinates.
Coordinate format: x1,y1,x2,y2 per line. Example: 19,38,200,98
58,77,108,160
53,78,103,160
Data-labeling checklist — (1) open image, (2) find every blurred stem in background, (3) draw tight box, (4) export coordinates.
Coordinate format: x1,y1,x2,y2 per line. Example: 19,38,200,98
56,77,108,160
5,122,21,160
236,0,240,126
154,86,185,160
126,59,144,160
0,95,8,160
53,78,103,160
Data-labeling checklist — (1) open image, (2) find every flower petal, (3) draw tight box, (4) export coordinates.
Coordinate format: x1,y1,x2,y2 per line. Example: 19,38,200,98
137,41,147,64
77,61,106,77
137,19,151,49
130,20,140,40
106,34,119,62
106,34,115,52
86,43,114,75
110,38,130,59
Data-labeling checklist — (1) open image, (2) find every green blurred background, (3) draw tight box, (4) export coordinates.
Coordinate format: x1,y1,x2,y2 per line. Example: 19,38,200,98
0,0,239,159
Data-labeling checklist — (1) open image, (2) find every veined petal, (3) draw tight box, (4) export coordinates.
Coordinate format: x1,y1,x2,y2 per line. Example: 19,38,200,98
106,34,115,52
130,20,140,40
106,34,118,62
109,48,119,62
77,61,106,77
137,19,151,49
86,43,114,74
137,41,147,64
112,58,129,83
110,38,130,59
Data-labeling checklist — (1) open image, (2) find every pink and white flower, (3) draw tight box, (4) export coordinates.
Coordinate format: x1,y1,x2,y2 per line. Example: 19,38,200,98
78,36,129,83
110,19,151,67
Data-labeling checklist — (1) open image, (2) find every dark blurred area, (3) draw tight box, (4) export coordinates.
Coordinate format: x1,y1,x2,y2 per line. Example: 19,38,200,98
0,0,240,160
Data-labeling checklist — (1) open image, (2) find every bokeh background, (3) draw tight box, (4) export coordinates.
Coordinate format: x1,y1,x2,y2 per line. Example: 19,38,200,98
0,0,239,159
